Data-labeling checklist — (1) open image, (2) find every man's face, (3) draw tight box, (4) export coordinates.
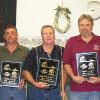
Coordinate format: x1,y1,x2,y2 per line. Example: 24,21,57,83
4,28,18,44
41,27,55,45
78,18,93,36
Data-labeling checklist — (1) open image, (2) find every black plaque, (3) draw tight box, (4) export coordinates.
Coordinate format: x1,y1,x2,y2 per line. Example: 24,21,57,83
36,58,60,86
76,52,99,79
0,61,22,87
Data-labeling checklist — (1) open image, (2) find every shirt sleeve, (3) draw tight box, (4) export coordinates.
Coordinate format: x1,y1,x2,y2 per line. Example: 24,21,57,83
22,48,36,72
63,39,73,65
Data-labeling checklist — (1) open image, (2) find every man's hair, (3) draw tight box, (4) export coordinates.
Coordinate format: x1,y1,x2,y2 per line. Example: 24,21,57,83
41,25,55,34
4,24,17,34
78,14,94,25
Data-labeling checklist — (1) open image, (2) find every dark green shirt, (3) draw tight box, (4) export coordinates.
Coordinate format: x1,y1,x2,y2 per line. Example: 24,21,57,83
0,44,29,87
0,44,29,62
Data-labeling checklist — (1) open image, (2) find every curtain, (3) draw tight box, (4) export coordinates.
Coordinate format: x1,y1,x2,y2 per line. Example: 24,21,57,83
0,0,16,42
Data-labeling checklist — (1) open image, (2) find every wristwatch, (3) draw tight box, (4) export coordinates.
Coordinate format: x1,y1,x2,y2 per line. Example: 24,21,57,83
86,1,100,20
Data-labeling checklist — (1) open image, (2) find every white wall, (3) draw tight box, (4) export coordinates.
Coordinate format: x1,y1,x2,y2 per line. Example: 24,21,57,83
16,0,100,45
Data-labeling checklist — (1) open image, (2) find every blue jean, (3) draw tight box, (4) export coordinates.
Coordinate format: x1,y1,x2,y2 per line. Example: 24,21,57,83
69,91,100,100
27,85,61,100
0,87,26,100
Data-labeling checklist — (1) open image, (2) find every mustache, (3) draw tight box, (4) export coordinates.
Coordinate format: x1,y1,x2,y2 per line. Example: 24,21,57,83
81,29,88,33
82,29,88,31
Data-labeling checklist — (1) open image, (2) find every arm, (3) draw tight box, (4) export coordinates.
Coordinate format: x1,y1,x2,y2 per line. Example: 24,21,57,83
64,64,86,84
18,47,29,89
22,48,48,89
22,70,48,89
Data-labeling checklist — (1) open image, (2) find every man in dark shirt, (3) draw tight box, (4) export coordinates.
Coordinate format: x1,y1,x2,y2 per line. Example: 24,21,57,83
22,25,67,100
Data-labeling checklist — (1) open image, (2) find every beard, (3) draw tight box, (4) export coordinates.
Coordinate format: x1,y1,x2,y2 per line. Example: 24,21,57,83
80,29,91,36
82,29,88,34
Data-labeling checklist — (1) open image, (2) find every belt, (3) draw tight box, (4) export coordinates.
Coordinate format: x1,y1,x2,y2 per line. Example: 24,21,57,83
45,86,58,91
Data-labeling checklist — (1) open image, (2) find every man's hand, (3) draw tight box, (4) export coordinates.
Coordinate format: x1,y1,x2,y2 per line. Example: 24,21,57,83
87,77,100,84
60,89,66,97
18,79,25,89
34,82,49,89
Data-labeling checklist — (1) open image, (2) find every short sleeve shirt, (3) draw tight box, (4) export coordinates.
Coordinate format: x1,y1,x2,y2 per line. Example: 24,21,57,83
63,34,100,91
22,45,64,87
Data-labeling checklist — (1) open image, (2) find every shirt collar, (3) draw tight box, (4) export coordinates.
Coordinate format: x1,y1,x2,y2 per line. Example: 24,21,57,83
39,44,56,53
77,33,97,42
2,43,21,51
